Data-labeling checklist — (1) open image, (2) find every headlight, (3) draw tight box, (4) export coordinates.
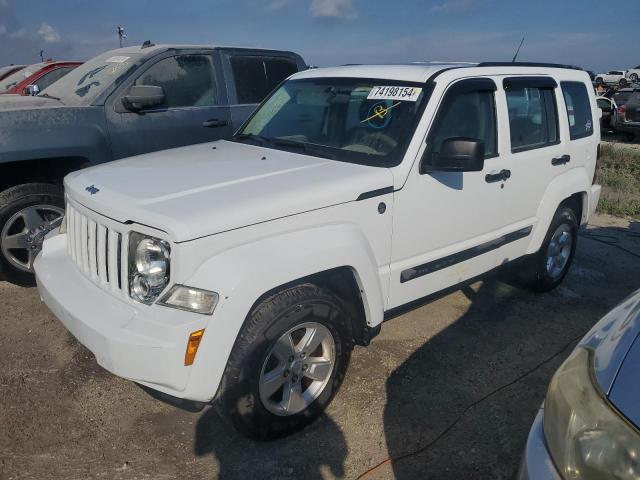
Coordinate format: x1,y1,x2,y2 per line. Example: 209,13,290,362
544,347,640,479
128,232,170,304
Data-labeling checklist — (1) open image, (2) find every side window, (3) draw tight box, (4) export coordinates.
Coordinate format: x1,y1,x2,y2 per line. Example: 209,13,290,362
230,56,298,104
264,58,298,93
428,86,498,159
506,85,558,151
135,55,217,108
35,67,75,91
561,82,594,140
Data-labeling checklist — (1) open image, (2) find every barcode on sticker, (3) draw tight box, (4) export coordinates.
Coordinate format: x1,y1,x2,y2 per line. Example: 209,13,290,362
367,86,422,102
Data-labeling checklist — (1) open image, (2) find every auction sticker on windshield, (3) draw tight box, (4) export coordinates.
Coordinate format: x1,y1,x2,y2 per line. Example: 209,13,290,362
367,86,422,102
105,56,130,63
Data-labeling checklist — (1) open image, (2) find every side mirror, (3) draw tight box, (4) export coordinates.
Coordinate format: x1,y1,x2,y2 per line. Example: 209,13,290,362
23,84,39,96
121,85,165,112
421,138,485,173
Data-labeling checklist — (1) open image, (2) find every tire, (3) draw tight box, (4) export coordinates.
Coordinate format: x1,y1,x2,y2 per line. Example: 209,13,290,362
595,77,603,84
0,183,64,286
624,132,636,142
631,73,639,82
214,284,353,440
619,78,628,87
518,206,578,293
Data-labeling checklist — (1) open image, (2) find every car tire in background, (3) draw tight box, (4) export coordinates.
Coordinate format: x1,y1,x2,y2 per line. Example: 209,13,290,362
595,77,603,84
214,284,353,440
619,78,628,87
0,183,65,286
516,206,578,293
630,73,639,82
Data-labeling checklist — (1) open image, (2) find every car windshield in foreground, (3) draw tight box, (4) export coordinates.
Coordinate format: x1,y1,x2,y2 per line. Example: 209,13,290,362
41,52,142,105
0,63,45,92
235,77,428,166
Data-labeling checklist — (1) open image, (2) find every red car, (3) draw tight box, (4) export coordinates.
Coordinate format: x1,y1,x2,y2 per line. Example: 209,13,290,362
0,65,26,82
0,61,82,95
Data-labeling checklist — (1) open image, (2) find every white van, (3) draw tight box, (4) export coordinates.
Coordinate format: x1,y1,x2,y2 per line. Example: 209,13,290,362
35,62,601,439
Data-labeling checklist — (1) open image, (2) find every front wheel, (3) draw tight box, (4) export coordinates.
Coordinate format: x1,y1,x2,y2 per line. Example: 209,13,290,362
215,284,353,440
630,73,639,82
0,183,65,286
518,206,578,292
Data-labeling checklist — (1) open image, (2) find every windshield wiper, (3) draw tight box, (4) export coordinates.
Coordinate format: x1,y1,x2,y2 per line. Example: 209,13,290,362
37,93,63,102
272,138,336,160
232,133,270,146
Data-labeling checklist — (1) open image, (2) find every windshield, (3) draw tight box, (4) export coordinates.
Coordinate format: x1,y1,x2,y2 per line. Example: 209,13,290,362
41,52,142,105
236,77,428,166
613,92,633,105
0,63,45,92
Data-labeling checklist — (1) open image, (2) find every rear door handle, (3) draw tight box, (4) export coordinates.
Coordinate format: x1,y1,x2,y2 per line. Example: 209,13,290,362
202,119,229,128
485,169,511,183
551,154,571,166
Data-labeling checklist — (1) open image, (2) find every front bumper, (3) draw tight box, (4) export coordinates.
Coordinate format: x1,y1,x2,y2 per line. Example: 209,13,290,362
518,409,562,480
35,233,212,401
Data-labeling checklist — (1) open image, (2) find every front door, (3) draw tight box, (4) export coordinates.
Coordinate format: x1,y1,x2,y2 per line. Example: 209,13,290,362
106,51,232,159
388,77,520,309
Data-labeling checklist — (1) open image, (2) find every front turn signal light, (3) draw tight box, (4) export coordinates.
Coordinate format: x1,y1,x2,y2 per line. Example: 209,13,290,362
185,329,205,366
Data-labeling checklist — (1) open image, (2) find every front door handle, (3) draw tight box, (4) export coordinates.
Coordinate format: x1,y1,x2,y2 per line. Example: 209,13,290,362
551,154,571,166
485,169,511,183
202,119,229,128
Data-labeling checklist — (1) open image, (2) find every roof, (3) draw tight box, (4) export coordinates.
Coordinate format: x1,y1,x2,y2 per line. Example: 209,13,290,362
292,61,588,83
293,63,469,83
108,43,299,57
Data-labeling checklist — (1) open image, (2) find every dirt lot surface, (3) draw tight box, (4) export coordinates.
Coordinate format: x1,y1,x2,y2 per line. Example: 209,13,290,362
1,214,639,480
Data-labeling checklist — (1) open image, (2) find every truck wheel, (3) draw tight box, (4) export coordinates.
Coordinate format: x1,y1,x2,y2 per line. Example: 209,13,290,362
0,183,64,286
518,206,578,293
215,284,353,440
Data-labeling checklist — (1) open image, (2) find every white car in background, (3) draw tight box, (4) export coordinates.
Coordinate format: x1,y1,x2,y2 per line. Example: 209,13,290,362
595,70,628,86
626,66,640,83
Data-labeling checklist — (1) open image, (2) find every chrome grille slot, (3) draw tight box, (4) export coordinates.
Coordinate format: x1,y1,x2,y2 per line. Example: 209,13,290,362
66,201,126,295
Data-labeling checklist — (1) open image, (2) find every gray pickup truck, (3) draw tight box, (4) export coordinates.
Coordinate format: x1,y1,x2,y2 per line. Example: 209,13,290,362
0,43,306,284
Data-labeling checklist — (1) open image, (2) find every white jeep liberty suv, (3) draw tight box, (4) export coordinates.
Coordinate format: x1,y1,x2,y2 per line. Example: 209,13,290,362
35,62,602,440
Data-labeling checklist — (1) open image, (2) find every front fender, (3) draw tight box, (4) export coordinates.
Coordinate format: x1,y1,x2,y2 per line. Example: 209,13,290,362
527,167,591,254
181,223,385,401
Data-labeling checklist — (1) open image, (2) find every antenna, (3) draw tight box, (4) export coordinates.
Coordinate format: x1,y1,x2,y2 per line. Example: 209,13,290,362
117,26,127,48
512,36,525,62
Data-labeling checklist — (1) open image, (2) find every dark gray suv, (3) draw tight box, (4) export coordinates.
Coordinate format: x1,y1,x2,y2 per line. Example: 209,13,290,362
0,43,306,284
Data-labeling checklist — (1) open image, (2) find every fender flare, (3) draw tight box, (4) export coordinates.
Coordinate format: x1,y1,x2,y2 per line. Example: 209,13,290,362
182,223,385,401
527,167,590,254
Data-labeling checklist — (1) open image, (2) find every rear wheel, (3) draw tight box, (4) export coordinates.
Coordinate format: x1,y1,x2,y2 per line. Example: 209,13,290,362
0,183,64,286
215,284,353,440
517,206,578,292
619,78,628,87
631,73,639,82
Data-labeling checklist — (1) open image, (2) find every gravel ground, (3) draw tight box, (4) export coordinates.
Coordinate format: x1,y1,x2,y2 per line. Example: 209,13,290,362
1,214,639,480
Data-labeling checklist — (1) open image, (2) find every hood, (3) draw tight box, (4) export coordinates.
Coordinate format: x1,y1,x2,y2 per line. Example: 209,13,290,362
0,94,61,110
581,289,640,395
609,330,640,430
65,140,393,242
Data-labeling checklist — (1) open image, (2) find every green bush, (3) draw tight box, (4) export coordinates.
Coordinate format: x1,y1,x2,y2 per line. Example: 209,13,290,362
596,144,640,218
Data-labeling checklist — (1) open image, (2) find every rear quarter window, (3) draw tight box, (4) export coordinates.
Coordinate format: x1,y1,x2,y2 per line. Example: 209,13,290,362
561,82,594,140
230,56,299,104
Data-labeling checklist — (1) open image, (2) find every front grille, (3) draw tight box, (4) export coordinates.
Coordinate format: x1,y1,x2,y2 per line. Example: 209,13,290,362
66,202,127,295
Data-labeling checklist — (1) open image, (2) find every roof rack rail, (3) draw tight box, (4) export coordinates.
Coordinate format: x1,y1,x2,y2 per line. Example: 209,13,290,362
477,61,583,71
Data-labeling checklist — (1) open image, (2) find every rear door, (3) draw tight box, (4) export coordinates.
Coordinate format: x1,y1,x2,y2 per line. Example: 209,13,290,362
106,49,232,159
222,52,301,131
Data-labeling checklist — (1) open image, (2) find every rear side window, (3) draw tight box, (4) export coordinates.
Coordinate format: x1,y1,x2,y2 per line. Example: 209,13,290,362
561,82,593,140
135,54,218,108
506,84,558,152
35,66,75,91
429,83,498,159
230,56,298,104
